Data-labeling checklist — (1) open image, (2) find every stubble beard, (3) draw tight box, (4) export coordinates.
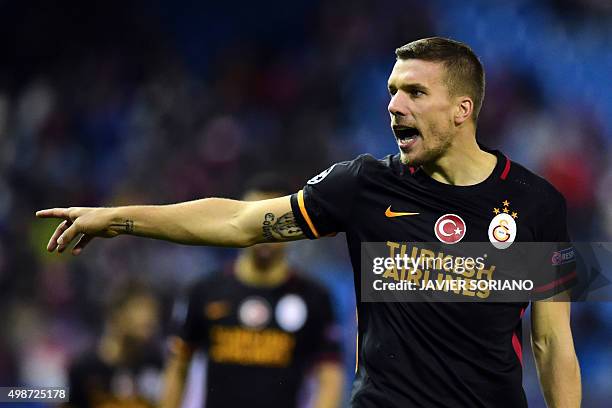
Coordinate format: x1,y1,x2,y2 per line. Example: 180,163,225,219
399,124,453,167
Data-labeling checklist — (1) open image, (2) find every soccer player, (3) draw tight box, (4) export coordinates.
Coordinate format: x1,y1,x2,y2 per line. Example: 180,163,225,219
160,175,344,408
66,283,163,408
38,37,581,407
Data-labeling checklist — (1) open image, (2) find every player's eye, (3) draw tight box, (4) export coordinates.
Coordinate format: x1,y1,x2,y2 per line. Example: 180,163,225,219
410,90,425,97
388,88,397,96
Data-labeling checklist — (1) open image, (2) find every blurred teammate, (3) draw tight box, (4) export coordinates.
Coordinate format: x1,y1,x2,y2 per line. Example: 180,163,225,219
38,37,580,407
67,283,163,408
160,174,344,408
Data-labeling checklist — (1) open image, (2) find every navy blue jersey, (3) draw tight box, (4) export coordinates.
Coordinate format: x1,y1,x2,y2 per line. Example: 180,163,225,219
290,149,576,408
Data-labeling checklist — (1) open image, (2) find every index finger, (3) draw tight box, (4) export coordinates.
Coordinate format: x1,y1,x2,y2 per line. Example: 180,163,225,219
36,208,70,219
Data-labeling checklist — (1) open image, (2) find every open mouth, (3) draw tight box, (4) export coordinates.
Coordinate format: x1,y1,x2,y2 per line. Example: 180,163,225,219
393,126,420,147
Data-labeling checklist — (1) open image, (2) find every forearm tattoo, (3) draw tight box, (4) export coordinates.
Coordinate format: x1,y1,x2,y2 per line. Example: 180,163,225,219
110,219,135,233
262,212,303,241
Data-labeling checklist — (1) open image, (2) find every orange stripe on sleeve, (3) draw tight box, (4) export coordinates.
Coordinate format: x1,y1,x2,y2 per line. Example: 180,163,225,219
297,189,320,238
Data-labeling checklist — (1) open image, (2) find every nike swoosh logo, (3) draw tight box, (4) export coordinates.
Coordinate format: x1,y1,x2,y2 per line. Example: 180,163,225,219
385,206,420,218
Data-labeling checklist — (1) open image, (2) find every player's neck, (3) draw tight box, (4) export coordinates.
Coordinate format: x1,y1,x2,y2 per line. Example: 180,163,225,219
234,253,290,288
422,135,497,186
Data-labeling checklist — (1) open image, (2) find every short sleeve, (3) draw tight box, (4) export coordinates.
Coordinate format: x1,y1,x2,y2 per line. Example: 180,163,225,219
310,289,342,363
532,194,577,299
290,155,365,238
538,192,570,243
66,361,88,408
176,280,209,347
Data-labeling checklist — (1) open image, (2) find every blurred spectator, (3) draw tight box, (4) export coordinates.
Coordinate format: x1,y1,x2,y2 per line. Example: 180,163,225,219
66,282,163,408
0,1,610,407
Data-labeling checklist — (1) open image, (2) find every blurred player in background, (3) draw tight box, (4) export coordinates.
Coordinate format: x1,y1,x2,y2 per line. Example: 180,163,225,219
66,282,164,408
38,37,580,407
161,174,344,408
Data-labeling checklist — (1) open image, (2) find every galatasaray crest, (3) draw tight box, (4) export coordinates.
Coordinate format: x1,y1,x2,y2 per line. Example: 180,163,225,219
488,200,518,249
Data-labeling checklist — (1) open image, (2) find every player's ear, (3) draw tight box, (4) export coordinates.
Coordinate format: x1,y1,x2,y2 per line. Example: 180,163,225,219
454,96,473,126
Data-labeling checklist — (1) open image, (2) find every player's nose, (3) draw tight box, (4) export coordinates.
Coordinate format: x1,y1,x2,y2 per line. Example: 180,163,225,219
388,92,407,117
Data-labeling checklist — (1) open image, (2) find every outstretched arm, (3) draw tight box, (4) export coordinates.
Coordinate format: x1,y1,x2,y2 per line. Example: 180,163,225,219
531,291,581,408
36,195,304,255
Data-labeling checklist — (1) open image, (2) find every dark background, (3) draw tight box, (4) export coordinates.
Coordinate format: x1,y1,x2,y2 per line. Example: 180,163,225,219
1,0,611,406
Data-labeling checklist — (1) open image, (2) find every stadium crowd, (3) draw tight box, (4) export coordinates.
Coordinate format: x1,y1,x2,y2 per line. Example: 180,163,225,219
0,0,610,406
